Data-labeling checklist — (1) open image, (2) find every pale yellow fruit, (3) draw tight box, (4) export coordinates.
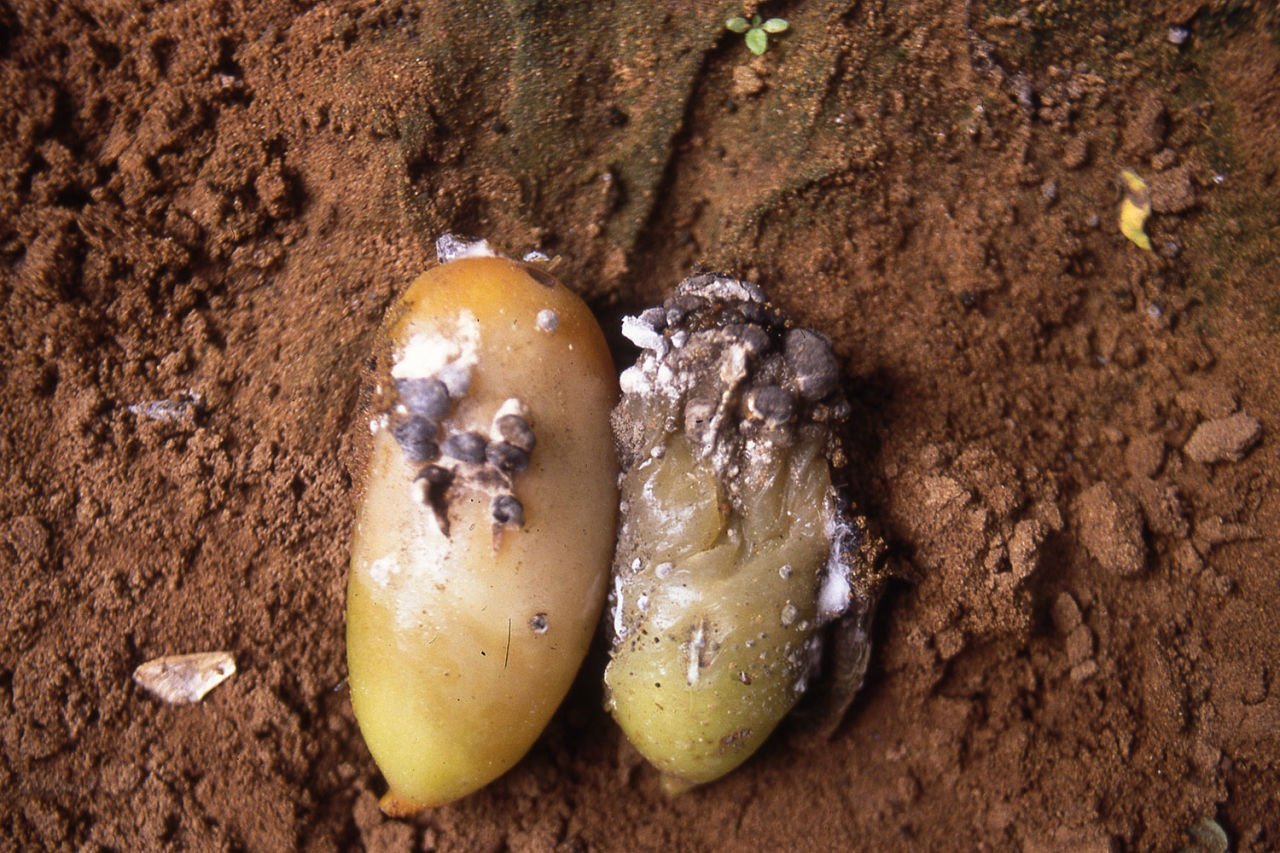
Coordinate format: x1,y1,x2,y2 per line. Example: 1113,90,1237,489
346,253,617,815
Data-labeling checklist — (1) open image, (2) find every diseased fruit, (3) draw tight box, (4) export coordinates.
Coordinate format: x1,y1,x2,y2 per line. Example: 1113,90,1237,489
605,273,881,792
346,240,618,815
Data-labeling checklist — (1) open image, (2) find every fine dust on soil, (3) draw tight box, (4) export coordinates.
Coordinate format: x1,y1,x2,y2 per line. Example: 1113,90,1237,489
2,0,1278,850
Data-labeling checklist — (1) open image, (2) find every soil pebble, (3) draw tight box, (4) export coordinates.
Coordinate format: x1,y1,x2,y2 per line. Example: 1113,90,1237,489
1149,165,1196,214
353,789,416,849
1123,95,1169,156
1183,412,1262,464
1051,592,1083,635
731,65,766,98
1125,434,1166,479
2,516,51,566
1062,136,1090,169
1074,482,1147,576
1127,477,1189,537
1175,384,1238,419
1070,660,1099,682
1065,624,1095,666
1009,517,1048,579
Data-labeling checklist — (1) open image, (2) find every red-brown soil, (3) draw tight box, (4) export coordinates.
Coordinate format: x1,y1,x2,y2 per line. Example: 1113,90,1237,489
2,1,1278,849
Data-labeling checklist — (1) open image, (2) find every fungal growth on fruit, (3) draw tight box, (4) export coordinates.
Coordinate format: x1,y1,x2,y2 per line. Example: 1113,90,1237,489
605,273,881,792
346,238,618,815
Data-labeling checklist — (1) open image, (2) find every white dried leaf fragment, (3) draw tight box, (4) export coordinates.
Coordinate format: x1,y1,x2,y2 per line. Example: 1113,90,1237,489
133,651,236,704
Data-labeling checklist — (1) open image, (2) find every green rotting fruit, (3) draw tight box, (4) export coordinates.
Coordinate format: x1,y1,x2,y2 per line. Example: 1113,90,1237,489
605,273,882,792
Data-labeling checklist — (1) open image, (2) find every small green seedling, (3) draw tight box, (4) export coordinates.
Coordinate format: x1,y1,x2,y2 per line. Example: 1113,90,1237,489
725,14,789,55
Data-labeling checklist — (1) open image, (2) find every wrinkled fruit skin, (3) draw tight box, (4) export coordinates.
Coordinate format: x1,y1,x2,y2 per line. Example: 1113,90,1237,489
606,274,879,791
347,254,618,814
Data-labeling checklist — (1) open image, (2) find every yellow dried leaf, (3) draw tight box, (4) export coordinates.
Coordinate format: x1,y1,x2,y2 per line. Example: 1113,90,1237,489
1119,168,1153,251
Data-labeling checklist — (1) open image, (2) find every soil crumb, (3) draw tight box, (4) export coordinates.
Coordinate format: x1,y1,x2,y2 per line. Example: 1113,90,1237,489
1075,482,1148,576
1184,412,1263,463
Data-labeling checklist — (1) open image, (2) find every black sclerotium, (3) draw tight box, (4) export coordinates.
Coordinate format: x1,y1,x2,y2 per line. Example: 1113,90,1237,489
494,414,536,453
442,431,488,463
486,441,530,474
746,385,795,424
737,324,772,355
397,377,451,419
784,329,839,402
393,416,440,463
491,494,525,527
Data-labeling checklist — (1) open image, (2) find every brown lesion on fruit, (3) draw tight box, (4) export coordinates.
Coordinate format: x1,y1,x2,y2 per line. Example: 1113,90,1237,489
413,463,455,537
719,728,752,753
